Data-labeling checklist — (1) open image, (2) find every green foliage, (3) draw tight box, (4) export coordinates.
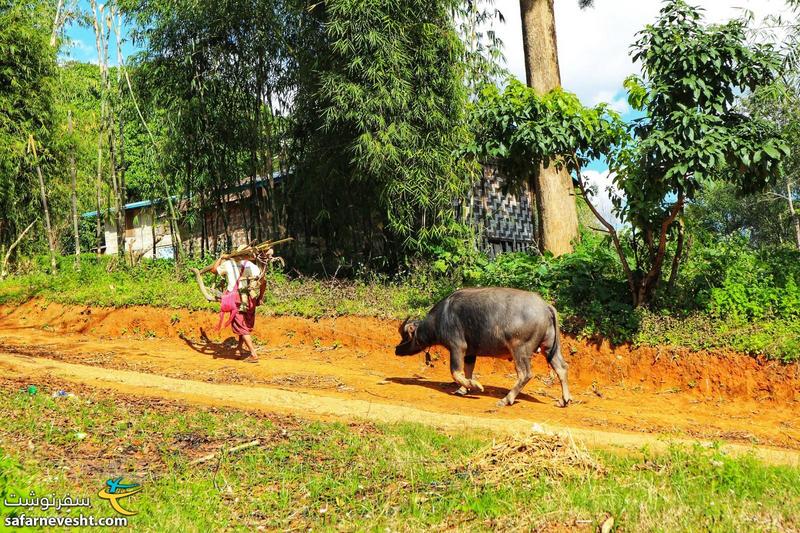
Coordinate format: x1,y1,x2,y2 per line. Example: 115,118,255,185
455,0,507,100
676,239,800,320
636,312,800,363
4,232,800,360
125,0,295,251
620,0,785,212
684,180,795,248
292,0,476,257
611,0,788,305
682,84,800,254
0,0,58,250
466,80,625,187
469,0,789,308
0,452,37,521
0,254,439,320
476,236,640,343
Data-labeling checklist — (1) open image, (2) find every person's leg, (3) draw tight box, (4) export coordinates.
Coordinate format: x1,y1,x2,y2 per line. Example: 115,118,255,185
232,307,259,362
241,334,258,362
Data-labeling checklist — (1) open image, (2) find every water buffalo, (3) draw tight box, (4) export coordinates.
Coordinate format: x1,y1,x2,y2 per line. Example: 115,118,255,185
395,287,571,407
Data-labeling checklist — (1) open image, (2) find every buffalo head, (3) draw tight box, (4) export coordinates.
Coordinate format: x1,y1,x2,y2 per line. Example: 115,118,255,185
395,317,424,356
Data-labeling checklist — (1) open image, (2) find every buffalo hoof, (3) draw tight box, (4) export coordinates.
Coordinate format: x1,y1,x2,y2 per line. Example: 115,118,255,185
556,398,571,408
496,397,513,407
453,386,469,396
470,380,485,393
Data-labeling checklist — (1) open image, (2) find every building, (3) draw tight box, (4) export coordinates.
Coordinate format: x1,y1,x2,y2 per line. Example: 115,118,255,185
469,163,537,256
82,198,175,259
82,172,285,259
84,167,539,259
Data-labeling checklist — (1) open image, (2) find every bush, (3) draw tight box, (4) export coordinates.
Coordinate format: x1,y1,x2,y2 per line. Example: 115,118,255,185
679,239,800,321
464,234,799,360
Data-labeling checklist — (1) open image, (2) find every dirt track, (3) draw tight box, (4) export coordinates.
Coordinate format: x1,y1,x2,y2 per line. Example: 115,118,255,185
2,300,799,465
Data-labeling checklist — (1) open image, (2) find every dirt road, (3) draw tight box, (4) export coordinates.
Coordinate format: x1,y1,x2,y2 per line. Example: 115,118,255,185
2,300,799,464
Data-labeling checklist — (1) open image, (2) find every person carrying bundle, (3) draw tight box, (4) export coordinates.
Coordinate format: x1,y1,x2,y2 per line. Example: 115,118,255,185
192,240,290,363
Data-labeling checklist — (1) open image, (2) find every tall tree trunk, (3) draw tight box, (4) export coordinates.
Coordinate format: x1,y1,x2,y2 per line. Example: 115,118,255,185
264,95,278,239
519,0,579,256
91,0,106,255
251,82,263,241
50,0,64,46
103,10,123,260
151,204,157,259
95,132,103,254
28,136,57,271
164,186,183,261
200,191,207,260
113,9,127,261
108,117,122,257
667,217,685,294
68,112,80,267
788,179,800,251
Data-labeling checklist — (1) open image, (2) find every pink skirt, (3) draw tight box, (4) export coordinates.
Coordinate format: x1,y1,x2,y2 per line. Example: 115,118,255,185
231,308,256,336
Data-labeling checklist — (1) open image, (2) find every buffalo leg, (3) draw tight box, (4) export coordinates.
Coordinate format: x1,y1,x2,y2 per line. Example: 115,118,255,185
497,344,534,407
454,355,477,396
450,348,484,393
546,347,571,407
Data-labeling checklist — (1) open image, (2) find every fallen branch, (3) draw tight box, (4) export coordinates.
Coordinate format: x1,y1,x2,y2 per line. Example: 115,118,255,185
1,220,37,279
198,238,293,274
189,439,261,466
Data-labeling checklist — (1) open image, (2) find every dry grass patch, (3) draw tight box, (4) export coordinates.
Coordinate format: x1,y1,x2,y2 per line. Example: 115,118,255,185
455,432,606,484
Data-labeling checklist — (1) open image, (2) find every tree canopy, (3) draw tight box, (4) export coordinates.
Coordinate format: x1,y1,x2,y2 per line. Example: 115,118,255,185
469,0,789,306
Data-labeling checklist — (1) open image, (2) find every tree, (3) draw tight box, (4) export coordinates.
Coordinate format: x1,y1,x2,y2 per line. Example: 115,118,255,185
517,0,595,256
55,62,105,257
290,0,475,263
468,80,626,261
124,0,295,258
471,1,788,307
684,84,800,251
612,0,787,305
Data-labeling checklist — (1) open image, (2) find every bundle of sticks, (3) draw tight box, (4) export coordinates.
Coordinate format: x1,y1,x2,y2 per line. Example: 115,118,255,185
199,238,293,274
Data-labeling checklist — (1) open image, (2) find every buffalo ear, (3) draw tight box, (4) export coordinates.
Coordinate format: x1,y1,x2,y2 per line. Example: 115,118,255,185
399,317,410,336
404,321,417,336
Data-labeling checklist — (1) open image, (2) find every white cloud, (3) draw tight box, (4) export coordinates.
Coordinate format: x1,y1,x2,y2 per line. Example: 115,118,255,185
492,0,794,110
588,89,629,114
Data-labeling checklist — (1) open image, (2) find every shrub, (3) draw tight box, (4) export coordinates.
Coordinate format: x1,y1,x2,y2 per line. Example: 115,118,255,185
679,239,800,321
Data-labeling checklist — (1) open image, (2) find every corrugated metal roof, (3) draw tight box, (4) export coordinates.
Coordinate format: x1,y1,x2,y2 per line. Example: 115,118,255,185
81,170,288,218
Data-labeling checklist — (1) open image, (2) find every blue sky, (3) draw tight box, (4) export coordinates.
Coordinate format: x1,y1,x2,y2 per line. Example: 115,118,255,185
60,0,139,66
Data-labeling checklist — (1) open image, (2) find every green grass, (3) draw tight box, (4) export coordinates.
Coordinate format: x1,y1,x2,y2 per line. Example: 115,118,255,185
1,378,799,531
636,311,800,363
0,254,436,320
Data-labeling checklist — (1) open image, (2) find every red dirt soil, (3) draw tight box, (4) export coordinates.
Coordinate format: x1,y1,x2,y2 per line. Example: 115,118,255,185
1,299,799,456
